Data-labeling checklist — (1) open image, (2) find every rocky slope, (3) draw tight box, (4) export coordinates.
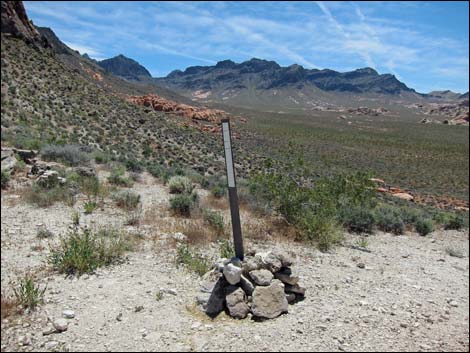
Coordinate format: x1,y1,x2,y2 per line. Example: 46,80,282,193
0,2,262,180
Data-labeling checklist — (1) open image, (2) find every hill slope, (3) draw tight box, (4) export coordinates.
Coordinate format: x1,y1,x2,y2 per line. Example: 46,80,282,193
0,4,260,179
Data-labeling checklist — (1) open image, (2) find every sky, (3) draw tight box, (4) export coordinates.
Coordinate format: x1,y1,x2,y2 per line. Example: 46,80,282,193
24,1,469,93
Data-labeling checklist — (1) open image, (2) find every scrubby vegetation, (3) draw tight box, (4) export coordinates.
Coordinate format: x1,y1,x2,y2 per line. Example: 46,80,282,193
175,244,210,276
108,166,133,187
112,190,141,210
168,176,193,194
415,218,434,236
203,209,225,236
12,274,46,311
219,239,234,259
24,183,75,207
41,144,91,166
49,228,133,276
169,192,198,217
1,169,10,189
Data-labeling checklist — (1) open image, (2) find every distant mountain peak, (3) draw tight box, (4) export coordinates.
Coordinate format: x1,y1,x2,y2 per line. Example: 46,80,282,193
355,67,379,75
98,55,151,81
215,59,236,69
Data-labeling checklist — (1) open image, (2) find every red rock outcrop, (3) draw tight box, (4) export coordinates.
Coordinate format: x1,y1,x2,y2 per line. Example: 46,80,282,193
127,94,242,138
127,94,229,123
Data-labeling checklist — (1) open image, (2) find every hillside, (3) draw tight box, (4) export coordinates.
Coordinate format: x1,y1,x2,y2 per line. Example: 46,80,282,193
1,21,262,180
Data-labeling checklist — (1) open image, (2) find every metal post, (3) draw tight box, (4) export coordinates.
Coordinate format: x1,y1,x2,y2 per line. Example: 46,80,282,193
221,119,244,260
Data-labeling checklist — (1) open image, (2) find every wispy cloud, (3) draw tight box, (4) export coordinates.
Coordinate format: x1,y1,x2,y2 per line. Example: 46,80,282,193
24,1,469,92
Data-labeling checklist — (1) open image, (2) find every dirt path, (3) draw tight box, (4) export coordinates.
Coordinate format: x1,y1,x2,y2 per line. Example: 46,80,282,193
1,174,469,352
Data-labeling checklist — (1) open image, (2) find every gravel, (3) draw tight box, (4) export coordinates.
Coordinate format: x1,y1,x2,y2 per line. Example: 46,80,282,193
1,171,469,352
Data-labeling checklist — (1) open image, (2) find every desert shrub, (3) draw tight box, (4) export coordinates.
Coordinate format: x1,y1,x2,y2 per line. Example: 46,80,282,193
184,168,208,188
24,184,75,207
210,184,226,198
374,205,405,235
298,212,343,251
125,158,143,173
147,164,168,180
78,175,103,199
41,144,90,166
37,227,54,239
168,176,193,194
112,190,140,210
203,209,225,236
83,200,98,214
415,218,434,236
169,192,198,217
108,166,133,187
1,169,10,189
356,236,369,248
92,151,111,164
219,239,234,259
175,244,210,276
249,149,374,250
71,211,80,226
443,214,465,230
339,207,376,234
49,228,132,276
399,207,424,226
13,274,46,310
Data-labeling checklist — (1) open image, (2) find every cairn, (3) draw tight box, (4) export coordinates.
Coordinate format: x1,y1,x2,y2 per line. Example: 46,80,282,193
196,249,306,320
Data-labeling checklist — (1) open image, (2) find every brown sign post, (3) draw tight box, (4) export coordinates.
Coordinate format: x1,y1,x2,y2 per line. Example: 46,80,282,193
221,119,244,260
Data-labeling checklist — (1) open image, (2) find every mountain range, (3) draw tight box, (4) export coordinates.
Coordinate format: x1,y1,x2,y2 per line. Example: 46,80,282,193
94,54,468,111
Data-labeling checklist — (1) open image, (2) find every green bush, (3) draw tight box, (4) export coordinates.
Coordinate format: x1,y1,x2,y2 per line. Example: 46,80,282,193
169,192,198,217
41,144,90,166
210,184,226,198
112,190,140,210
339,207,376,234
93,151,111,164
125,158,143,173
108,166,133,187
219,239,234,259
176,244,210,276
444,214,465,230
203,209,225,236
249,151,375,250
399,207,424,226
49,228,132,276
415,219,434,236
84,201,98,214
1,169,10,189
374,205,405,235
37,227,54,239
168,176,193,194
13,274,46,310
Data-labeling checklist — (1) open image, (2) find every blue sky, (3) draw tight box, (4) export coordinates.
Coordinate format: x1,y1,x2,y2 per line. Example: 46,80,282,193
24,1,469,93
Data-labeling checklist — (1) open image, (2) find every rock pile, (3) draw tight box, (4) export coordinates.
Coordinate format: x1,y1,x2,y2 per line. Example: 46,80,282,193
197,249,306,320
346,106,389,116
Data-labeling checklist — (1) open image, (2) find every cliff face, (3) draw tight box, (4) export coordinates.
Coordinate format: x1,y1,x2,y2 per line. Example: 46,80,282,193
1,1,47,47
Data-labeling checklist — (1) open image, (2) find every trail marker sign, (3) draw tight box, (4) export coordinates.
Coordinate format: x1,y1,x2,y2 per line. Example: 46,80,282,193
221,119,244,260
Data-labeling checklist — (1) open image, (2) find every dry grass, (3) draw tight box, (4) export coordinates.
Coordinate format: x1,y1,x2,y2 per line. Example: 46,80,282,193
1,290,19,319
202,195,230,211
